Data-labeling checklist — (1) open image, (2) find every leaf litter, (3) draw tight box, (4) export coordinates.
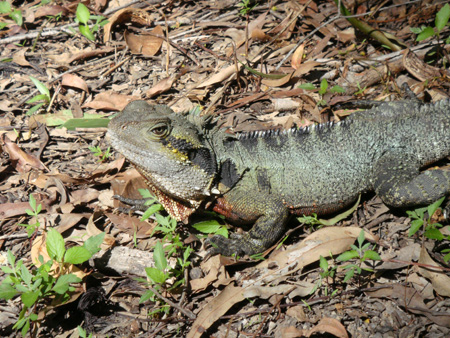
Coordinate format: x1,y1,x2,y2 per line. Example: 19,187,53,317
1,0,450,337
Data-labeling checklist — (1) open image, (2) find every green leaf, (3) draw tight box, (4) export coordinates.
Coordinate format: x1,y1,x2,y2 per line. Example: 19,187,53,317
29,76,50,99
76,3,90,24
79,24,95,41
435,4,450,33
0,283,18,300
343,268,355,282
298,83,316,90
139,289,155,303
145,267,167,284
192,220,222,234
141,203,164,220
357,229,365,247
26,102,45,116
424,227,444,240
410,27,423,34
319,255,328,271
52,274,81,294
409,219,423,237
26,94,50,104
336,250,359,262
83,232,105,255
7,250,16,266
1,266,14,274
46,228,66,262
427,196,445,218
29,194,36,212
20,265,33,286
330,85,345,93
153,241,167,271
416,26,434,41
362,250,381,261
64,246,92,264
62,118,110,130
9,9,22,26
21,290,40,308
0,2,12,13
317,195,361,226
319,79,328,95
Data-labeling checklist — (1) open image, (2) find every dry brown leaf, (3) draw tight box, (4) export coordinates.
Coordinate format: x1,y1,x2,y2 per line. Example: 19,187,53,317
146,74,178,98
34,5,66,18
61,74,89,93
83,92,139,111
417,246,450,297
124,25,164,56
188,227,373,337
12,49,30,67
291,43,305,70
366,283,450,327
87,211,115,250
403,49,444,81
107,213,156,239
104,8,152,43
281,317,349,338
261,61,320,87
1,134,45,173
251,28,270,41
196,64,241,88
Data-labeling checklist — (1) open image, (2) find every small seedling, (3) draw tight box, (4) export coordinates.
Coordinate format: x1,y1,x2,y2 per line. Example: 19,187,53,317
26,76,51,115
75,3,108,41
88,145,111,162
336,230,381,283
298,79,345,106
237,0,258,17
0,231,105,336
0,1,23,26
407,196,450,262
19,194,42,237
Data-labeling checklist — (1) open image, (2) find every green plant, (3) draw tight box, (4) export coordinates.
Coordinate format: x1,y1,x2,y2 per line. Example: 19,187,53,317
407,196,450,262
0,1,23,27
298,79,345,106
0,230,105,336
237,0,258,16
26,76,51,115
77,325,93,338
411,4,450,43
411,4,450,66
19,194,42,238
88,145,111,162
310,255,338,297
336,230,381,283
76,3,108,41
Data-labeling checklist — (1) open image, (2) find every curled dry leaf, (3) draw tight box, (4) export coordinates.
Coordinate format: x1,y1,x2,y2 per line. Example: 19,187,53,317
34,5,67,18
188,227,375,338
261,61,320,87
196,64,241,88
62,74,89,93
418,246,450,297
291,43,305,70
124,25,164,56
1,134,45,173
12,49,30,67
83,91,140,111
281,317,348,338
103,8,152,43
146,74,178,98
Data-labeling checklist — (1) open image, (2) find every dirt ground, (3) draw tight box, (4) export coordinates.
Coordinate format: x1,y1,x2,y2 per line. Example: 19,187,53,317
1,0,450,337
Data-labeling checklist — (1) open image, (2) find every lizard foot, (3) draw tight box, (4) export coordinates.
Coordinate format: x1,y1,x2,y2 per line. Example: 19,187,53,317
204,233,264,257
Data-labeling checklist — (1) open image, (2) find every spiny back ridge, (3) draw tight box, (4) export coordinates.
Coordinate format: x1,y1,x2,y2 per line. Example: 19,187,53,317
235,119,348,141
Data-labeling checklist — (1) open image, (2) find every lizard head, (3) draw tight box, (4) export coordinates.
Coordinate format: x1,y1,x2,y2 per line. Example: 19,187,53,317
107,100,217,205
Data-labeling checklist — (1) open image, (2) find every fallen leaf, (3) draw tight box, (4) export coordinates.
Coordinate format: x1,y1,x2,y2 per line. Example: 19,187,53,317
1,134,45,173
146,74,178,98
83,92,140,111
124,25,164,56
417,246,450,297
104,8,152,43
291,43,305,70
62,74,89,93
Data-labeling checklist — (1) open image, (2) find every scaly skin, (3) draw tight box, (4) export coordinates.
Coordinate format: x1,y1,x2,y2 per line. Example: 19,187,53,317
107,99,450,256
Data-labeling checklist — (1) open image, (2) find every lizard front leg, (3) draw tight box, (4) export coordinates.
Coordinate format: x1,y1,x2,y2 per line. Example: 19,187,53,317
206,187,290,257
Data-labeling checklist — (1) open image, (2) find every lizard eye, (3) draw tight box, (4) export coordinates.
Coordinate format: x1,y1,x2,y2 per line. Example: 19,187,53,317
149,123,170,138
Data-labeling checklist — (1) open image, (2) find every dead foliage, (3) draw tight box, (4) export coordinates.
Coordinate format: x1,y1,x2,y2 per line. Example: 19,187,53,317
1,0,450,337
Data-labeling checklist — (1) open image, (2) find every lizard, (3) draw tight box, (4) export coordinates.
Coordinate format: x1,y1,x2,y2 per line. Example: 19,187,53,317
107,97,450,256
